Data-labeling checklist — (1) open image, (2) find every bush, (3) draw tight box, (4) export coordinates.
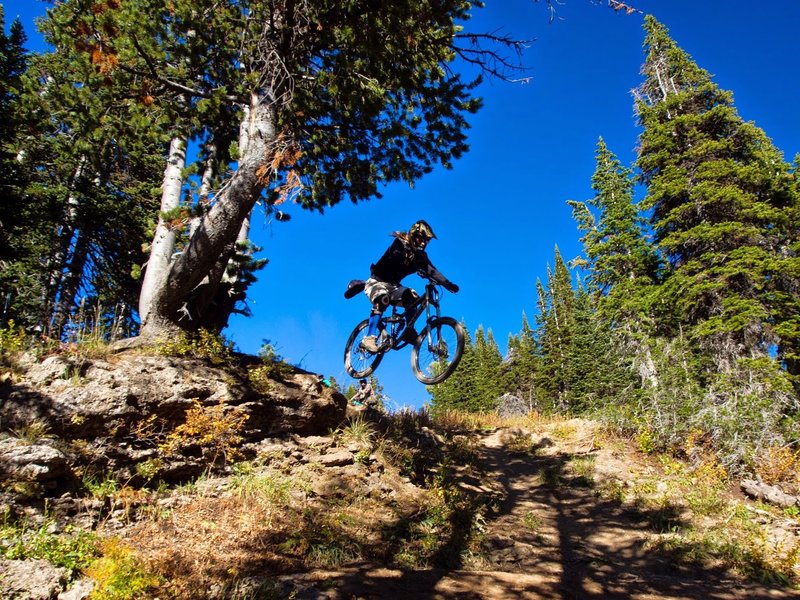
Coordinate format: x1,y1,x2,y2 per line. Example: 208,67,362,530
157,329,234,365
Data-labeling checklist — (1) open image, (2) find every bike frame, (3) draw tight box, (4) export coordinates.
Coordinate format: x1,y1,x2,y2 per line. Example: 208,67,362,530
380,281,441,351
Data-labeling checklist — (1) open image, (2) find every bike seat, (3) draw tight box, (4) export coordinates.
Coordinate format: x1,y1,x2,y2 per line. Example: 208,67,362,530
344,279,366,299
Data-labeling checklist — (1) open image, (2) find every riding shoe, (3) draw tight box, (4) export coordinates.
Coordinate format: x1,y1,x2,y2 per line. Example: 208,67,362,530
360,335,379,353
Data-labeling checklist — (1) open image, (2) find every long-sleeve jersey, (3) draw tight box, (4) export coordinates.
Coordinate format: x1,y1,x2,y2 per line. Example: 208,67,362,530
370,234,451,286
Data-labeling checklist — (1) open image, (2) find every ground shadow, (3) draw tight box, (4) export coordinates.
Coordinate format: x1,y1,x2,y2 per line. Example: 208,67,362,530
272,428,795,599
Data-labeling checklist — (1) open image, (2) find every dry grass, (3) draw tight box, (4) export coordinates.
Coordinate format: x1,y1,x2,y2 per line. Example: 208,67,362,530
25,406,797,598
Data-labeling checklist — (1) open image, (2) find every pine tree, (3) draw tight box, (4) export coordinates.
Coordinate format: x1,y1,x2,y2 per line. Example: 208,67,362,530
472,326,504,411
569,138,660,390
568,138,658,324
563,281,638,412
429,326,476,413
635,16,798,372
1,8,165,336
0,8,32,325
631,16,800,466
505,312,539,404
534,248,578,411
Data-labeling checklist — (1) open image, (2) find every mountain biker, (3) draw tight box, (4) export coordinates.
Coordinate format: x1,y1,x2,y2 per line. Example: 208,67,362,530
360,220,459,353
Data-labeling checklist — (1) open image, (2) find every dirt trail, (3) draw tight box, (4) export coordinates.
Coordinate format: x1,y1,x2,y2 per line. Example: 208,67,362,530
284,421,797,599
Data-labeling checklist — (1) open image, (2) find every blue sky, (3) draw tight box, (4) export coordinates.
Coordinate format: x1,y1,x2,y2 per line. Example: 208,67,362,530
7,1,800,410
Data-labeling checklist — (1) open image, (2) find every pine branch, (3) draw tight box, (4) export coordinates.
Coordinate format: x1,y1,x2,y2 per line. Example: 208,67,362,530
451,31,534,83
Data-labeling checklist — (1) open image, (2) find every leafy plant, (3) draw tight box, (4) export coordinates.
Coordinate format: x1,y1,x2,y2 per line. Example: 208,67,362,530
134,458,163,485
85,537,162,600
1,515,98,579
754,446,800,486
160,399,249,466
0,320,27,364
83,473,120,500
247,364,274,394
157,329,234,365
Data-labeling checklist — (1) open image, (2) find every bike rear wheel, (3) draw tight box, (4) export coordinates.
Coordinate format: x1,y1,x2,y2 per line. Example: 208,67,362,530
344,319,384,378
411,317,465,384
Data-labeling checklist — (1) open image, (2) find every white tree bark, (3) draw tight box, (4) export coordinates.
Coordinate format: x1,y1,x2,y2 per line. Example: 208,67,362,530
138,134,187,327
138,92,277,338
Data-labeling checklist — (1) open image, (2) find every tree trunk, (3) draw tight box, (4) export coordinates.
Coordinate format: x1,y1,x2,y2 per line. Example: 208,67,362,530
138,93,276,340
50,229,90,338
42,159,85,334
138,134,186,328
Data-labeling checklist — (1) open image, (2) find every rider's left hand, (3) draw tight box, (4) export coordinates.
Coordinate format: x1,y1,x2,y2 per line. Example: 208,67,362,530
444,281,459,294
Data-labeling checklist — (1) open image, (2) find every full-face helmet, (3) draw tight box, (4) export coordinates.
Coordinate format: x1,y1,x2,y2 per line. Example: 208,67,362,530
409,220,436,250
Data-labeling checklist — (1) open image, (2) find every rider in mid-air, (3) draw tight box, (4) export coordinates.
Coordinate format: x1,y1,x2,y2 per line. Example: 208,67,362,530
360,220,459,353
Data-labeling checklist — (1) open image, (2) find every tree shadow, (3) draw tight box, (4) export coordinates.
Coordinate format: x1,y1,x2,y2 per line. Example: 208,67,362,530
471,433,790,599
269,428,795,599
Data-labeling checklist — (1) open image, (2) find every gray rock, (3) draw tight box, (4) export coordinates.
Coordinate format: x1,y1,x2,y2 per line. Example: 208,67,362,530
58,578,94,600
0,352,347,493
0,438,72,488
0,558,67,600
496,393,531,419
319,450,355,467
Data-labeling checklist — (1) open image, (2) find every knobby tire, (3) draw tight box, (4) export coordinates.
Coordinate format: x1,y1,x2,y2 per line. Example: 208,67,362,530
344,318,384,378
411,317,465,384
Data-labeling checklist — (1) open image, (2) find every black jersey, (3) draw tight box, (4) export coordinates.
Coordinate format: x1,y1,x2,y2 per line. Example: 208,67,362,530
370,234,449,286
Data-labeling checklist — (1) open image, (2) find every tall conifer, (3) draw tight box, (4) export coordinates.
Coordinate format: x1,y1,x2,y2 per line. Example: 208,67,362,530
534,248,577,410
632,16,799,465
568,138,658,325
635,16,798,371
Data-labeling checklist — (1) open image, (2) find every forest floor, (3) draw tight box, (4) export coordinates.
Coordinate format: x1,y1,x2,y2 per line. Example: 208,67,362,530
11,410,797,599
271,418,799,600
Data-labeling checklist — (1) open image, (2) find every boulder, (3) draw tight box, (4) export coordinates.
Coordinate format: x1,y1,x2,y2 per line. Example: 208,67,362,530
0,438,74,491
496,393,531,419
0,558,67,600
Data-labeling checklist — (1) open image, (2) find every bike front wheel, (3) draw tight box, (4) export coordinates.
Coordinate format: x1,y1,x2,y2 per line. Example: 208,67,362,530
344,319,384,379
411,317,465,384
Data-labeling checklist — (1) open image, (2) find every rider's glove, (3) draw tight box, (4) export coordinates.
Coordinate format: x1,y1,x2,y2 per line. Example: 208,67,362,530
443,281,459,294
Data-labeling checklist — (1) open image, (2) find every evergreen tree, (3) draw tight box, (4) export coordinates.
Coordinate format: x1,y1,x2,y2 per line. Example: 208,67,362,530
429,324,505,414
0,7,25,185
429,326,476,413
0,8,30,324
630,16,799,466
505,312,539,404
635,16,798,372
563,281,638,412
534,247,576,410
569,138,660,389
0,7,165,336
568,138,658,324
472,326,504,411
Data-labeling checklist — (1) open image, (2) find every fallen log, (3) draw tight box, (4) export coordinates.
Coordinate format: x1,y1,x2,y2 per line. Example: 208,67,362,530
740,479,800,508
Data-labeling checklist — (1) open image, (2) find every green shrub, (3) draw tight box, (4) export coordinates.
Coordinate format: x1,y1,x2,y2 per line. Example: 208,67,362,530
1,515,98,578
157,329,234,365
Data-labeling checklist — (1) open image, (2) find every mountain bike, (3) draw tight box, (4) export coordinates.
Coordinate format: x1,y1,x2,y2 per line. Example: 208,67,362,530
343,278,465,384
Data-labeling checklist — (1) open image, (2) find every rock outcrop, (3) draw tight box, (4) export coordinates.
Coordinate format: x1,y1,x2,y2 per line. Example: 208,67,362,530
0,351,347,490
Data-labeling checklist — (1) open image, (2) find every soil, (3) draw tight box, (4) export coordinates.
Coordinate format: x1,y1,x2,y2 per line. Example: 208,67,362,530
279,420,799,600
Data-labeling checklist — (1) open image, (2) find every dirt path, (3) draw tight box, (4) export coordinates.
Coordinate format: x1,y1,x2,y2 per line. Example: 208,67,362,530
283,422,797,599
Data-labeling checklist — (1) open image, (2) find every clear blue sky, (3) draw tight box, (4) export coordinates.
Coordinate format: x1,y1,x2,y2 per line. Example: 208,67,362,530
7,1,800,410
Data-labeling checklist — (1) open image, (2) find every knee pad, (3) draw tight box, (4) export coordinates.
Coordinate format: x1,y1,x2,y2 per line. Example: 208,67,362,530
372,294,389,310
401,288,419,307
